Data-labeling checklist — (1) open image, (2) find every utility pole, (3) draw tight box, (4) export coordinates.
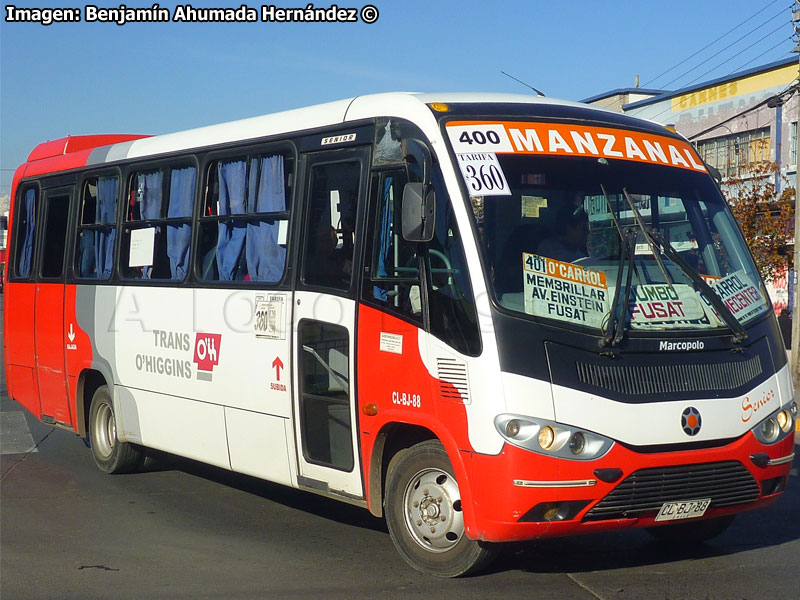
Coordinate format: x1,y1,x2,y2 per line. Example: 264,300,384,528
791,0,800,387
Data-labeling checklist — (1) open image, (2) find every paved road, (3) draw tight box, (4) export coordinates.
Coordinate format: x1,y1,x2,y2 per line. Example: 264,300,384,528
2,305,799,599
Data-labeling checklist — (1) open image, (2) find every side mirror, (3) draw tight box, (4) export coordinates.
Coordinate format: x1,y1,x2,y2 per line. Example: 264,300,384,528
401,139,436,242
402,182,435,242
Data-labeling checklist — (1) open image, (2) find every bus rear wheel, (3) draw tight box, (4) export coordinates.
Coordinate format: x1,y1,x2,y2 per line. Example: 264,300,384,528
88,385,141,474
384,440,496,577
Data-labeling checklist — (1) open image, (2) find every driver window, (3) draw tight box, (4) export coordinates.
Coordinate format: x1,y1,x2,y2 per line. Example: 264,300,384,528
362,170,423,324
426,175,481,357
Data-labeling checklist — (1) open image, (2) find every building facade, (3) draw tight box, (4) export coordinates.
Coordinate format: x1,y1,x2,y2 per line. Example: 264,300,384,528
585,57,799,314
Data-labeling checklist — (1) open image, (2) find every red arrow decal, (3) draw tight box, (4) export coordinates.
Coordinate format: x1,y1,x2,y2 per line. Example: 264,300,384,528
272,356,284,381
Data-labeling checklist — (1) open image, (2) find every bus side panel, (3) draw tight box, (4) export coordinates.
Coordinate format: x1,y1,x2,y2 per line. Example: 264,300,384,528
66,285,99,431
4,281,40,418
356,304,480,532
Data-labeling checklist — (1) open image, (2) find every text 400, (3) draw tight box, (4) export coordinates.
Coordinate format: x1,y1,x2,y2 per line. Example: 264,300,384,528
459,130,501,145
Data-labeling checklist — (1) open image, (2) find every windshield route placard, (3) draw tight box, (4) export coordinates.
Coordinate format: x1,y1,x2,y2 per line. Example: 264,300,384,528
523,253,608,328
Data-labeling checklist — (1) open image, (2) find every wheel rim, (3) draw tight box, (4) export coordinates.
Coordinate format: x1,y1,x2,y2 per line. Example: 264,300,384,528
402,467,465,553
93,402,116,459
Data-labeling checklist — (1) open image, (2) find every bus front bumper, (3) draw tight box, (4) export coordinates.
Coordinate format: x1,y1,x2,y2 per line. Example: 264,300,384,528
463,430,794,542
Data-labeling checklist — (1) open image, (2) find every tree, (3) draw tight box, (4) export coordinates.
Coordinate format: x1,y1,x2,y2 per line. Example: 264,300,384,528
722,161,795,283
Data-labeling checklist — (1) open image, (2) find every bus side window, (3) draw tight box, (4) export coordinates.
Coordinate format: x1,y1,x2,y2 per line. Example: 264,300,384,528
426,179,482,357
301,160,360,290
40,189,71,279
361,170,423,324
13,187,37,279
197,154,290,283
75,176,118,280
121,166,196,281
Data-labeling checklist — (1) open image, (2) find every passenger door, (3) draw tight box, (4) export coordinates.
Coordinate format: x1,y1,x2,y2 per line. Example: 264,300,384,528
34,185,74,426
292,148,369,499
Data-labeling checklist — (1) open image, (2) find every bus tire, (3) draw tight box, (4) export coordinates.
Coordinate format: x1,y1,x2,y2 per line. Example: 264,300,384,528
88,385,141,474
384,440,496,577
645,514,735,544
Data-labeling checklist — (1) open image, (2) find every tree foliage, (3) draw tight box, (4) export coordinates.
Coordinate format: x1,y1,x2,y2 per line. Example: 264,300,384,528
722,162,795,283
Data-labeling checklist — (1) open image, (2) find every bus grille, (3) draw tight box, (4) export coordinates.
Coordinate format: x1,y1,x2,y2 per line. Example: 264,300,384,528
583,461,760,521
575,355,762,396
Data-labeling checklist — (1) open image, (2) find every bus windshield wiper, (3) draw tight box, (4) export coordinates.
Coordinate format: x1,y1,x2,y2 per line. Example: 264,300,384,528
600,185,635,347
621,188,745,343
622,188,673,287
646,229,747,344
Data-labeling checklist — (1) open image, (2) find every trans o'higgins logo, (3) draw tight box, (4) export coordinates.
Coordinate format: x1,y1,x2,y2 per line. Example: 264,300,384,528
193,333,221,381
681,406,702,436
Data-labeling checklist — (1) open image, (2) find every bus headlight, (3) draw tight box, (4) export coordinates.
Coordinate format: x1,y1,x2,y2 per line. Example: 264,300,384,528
569,432,586,455
494,414,614,461
538,426,555,450
752,403,796,445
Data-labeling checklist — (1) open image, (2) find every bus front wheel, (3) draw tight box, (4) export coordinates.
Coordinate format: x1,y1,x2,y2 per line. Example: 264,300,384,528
88,385,141,474
384,440,496,577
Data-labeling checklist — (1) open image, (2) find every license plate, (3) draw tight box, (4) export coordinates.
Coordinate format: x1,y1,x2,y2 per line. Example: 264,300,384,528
654,498,711,522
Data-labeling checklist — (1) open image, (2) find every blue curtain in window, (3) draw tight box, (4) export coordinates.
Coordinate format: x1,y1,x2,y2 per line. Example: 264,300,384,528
78,231,96,277
216,161,247,280
139,171,163,219
167,167,195,280
373,176,393,300
18,188,36,277
246,156,286,282
96,176,118,278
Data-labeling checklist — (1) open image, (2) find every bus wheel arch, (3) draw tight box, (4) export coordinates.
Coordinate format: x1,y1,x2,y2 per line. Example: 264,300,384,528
87,384,142,474
77,369,109,439
368,423,436,518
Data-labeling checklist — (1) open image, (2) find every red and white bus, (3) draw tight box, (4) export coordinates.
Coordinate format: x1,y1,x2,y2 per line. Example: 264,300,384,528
3,93,796,576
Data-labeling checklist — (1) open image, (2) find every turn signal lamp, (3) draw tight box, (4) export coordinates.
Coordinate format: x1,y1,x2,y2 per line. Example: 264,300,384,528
362,403,378,416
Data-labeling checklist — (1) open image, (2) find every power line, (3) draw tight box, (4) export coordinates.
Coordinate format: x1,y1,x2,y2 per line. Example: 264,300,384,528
677,21,791,91
643,22,793,124
730,36,795,74
642,0,782,88
660,8,789,90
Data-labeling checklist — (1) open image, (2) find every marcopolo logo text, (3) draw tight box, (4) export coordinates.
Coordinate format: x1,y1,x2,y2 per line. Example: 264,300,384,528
659,340,705,351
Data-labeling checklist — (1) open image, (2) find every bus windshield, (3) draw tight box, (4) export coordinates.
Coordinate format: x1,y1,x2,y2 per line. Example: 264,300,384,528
463,151,769,334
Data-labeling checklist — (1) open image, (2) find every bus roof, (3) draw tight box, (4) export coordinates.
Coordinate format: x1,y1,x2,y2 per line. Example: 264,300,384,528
19,92,669,177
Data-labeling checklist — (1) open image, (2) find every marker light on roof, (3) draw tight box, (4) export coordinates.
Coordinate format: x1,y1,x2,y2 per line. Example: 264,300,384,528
429,103,450,112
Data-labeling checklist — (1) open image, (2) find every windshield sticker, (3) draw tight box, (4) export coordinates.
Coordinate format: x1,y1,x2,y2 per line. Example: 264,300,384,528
629,284,705,323
521,195,547,217
700,271,766,324
454,152,512,196
523,253,608,327
446,121,706,173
